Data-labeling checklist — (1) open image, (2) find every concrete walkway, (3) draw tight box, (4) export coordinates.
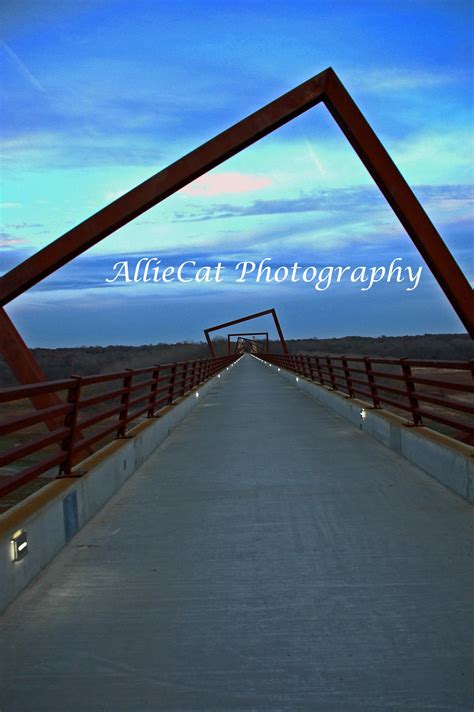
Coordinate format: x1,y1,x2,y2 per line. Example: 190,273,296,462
1,355,472,711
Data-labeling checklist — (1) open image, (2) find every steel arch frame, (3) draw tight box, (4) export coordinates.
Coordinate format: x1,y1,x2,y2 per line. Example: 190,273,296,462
233,336,267,355
227,332,269,355
204,309,287,357
1,66,472,394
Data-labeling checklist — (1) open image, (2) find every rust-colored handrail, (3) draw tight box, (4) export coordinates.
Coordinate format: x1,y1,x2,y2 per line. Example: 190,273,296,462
0,355,238,498
258,353,474,439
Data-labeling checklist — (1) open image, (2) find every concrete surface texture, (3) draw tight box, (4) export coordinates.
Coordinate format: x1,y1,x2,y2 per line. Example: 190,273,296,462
1,355,473,711
0,364,229,615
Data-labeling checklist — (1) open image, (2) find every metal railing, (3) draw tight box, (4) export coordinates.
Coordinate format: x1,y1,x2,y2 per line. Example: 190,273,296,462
0,355,237,498
258,353,474,439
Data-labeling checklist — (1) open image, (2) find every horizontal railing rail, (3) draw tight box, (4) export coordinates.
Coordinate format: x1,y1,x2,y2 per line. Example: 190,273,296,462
0,355,238,498
258,353,474,439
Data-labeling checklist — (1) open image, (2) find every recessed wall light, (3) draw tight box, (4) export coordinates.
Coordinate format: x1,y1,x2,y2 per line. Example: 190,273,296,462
11,530,28,562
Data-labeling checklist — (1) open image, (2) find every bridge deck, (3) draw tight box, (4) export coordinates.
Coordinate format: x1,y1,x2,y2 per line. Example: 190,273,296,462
1,355,472,711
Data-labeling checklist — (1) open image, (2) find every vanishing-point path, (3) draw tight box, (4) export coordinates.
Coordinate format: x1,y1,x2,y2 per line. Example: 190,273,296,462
1,355,472,711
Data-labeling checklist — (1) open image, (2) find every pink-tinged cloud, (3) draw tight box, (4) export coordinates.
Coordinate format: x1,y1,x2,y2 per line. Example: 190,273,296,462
181,172,272,197
0,232,28,247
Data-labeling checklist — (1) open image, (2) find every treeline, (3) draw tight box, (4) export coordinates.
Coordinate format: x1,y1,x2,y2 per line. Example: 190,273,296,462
0,333,472,386
0,341,218,386
284,333,474,360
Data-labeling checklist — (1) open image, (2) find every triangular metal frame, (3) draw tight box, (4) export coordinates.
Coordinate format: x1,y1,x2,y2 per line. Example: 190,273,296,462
1,66,472,394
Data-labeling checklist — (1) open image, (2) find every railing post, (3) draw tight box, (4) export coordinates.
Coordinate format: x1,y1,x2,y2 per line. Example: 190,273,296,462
190,360,197,389
117,369,133,437
147,365,160,417
305,356,311,378
308,356,316,381
180,362,189,397
326,356,337,390
301,355,308,378
401,358,422,425
364,357,380,408
342,356,354,397
167,363,177,405
60,376,82,475
314,356,324,385
196,359,203,385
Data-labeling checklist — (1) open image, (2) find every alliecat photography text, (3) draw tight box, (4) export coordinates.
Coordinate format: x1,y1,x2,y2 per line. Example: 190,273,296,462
105,257,423,291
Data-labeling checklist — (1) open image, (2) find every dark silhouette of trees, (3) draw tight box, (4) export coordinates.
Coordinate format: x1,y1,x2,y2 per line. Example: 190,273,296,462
0,334,472,386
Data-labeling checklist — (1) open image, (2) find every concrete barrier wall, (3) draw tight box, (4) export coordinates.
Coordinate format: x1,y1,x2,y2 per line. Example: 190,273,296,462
0,365,236,613
255,357,473,504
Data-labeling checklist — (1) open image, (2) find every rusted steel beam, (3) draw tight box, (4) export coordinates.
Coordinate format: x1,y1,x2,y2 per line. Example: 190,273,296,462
271,309,289,353
228,332,270,338
0,66,471,341
227,331,269,355
235,337,246,354
322,69,473,336
0,71,329,307
205,309,288,357
231,335,268,353
205,308,284,334
204,329,215,358
0,308,92,452
0,308,63,426
238,337,266,353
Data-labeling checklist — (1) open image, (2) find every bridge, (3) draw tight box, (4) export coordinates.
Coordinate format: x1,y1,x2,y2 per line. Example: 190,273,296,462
1,65,473,709
1,351,473,711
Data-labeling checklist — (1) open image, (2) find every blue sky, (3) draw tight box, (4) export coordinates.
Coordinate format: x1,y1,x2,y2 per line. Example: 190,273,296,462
1,0,473,346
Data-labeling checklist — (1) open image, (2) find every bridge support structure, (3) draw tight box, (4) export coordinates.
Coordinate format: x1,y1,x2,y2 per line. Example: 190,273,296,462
204,309,287,357
0,66,471,398
227,332,269,355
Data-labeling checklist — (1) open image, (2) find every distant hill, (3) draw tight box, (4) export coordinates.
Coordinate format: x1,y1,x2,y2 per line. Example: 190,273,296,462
0,333,472,386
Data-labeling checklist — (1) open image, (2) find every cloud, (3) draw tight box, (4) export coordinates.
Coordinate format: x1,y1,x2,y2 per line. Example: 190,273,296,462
346,68,465,94
170,187,387,223
180,172,272,197
302,137,326,178
0,232,29,248
5,222,44,229
169,184,474,224
0,40,45,92
0,130,163,169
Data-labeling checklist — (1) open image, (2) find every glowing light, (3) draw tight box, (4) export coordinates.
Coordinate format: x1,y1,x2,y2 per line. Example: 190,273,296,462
11,530,28,562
